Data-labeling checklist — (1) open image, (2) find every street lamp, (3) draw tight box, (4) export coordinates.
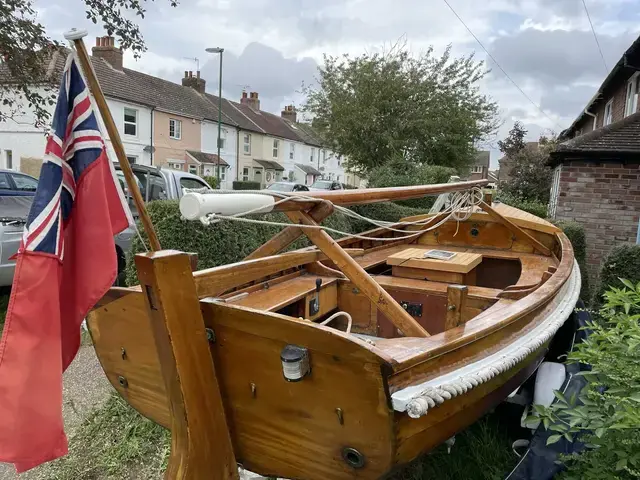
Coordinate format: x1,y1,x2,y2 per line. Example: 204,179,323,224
205,47,224,188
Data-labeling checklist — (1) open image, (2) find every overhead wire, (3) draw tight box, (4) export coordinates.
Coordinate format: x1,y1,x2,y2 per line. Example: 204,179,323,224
440,0,564,131
581,0,609,74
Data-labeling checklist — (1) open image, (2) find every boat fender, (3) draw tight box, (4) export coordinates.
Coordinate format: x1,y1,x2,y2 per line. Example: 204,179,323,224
522,361,566,430
180,192,275,221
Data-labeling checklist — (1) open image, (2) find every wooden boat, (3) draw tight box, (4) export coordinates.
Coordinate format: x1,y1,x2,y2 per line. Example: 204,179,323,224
87,182,580,480
64,31,580,480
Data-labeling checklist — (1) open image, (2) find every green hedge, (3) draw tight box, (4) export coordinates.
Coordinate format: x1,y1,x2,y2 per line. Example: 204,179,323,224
495,191,548,218
202,176,219,189
232,180,261,190
595,243,640,306
125,200,429,286
554,220,590,302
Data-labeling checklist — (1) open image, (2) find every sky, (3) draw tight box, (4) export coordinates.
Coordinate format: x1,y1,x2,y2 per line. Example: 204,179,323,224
38,0,640,168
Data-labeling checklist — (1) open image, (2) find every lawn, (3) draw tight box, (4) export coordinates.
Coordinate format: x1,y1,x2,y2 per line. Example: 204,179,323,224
42,391,523,480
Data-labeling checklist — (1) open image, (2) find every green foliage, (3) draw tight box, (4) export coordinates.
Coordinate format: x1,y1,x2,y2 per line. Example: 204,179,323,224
202,175,219,189
0,290,8,336
532,282,640,480
554,220,590,301
365,158,456,209
233,180,261,190
498,122,555,203
303,42,500,174
124,200,362,286
43,392,169,479
596,243,640,306
495,191,549,218
1,0,178,127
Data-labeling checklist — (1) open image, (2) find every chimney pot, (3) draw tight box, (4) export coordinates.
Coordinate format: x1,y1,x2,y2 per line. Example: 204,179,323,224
95,37,100,47
196,70,200,79
184,70,188,78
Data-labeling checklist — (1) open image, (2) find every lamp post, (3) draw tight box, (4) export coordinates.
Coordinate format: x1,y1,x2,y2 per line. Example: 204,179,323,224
205,47,224,188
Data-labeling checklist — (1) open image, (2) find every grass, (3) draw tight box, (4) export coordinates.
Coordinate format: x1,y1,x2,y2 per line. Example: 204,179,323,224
45,393,521,480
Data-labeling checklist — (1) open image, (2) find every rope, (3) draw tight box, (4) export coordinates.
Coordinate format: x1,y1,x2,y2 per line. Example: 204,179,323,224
195,187,485,242
319,311,353,334
396,262,581,419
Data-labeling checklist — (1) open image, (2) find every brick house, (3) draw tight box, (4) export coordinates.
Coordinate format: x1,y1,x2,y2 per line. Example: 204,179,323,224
466,151,490,180
549,35,640,283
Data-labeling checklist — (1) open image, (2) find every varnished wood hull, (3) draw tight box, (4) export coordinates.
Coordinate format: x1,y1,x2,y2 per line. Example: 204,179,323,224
87,204,579,479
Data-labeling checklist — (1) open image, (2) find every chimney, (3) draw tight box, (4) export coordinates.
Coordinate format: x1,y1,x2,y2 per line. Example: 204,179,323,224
182,70,206,94
91,36,123,70
281,105,297,123
240,91,260,110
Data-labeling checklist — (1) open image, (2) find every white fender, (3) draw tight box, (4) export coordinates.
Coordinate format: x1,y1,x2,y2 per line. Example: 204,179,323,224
522,361,567,430
180,192,275,220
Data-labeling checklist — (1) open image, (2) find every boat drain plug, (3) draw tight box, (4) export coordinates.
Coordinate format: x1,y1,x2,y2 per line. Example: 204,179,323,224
341,447,366,469
280,345,310,382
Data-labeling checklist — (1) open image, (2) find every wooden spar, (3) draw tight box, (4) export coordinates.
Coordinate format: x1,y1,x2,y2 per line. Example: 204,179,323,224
478,201,551,256
287,210,430,337
245,201,334,260
64,29,161,251
258,179,490,212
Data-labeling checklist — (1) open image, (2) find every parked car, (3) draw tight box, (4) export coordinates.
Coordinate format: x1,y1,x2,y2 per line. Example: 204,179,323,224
265,182,310,192
0,164,212,287
0,169,39,196
113,163,212,282
309,179,344,191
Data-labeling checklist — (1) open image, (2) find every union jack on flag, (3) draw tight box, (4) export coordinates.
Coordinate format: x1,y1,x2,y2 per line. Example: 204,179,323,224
0,52,131,473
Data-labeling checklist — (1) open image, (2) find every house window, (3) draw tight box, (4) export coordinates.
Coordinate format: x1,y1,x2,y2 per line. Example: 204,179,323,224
592,113,598,131
625,73,639,117
323,150,327,163
242,167,250,181
472,166,483,173
310,147,315,163
126,155,137,165
169,119,182,139
188,164,198,174
604,99,613,126
5,150,12,170
218,130,226,150
289,143,295,160
273,139,279,158
243,133,251,154
168,162,183,170
124,108,137,136
219,168,226,181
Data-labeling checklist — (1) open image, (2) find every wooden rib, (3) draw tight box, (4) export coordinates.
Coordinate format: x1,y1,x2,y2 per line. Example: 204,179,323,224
135,250,237,479
244,201,334,260
287,210,430,337
445,285,468,330
478,201,552,256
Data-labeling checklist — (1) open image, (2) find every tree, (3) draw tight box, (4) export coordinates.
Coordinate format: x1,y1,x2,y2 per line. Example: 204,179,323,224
498,122,555,203
497,121,527,158
0,0,177,128
302,42,500,175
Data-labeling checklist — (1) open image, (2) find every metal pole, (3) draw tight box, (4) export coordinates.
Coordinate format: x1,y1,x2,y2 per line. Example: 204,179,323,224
216,51,223,188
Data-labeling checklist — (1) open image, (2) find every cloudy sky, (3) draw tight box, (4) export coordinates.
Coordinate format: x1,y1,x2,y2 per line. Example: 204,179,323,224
38,0,640,167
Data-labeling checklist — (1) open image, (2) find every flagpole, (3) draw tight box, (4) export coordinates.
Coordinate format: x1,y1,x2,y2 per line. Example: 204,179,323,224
63,28,161,252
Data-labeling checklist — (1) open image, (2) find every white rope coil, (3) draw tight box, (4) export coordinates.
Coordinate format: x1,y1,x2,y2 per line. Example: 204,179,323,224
397,261,581,419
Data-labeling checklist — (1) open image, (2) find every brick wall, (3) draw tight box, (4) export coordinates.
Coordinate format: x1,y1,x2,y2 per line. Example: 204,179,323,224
554,160,640,282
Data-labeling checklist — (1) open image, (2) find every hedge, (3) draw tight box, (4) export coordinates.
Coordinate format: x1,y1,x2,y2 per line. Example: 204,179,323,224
202,176,219,189
594,243,640,306
124,200,413,286
554,220,590,302
232,180,261,190
494,191,548,219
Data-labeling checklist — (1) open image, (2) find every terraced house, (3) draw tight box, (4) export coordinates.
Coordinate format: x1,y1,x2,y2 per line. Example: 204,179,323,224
0,36,351,189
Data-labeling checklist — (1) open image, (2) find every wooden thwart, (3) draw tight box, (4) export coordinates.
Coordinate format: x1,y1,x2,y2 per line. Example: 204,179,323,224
286,210,430,337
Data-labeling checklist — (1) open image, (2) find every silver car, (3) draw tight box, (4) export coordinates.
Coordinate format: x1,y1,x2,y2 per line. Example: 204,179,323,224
0,164,212,287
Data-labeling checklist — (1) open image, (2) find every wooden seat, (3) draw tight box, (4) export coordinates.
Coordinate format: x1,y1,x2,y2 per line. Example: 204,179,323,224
387,247,482,284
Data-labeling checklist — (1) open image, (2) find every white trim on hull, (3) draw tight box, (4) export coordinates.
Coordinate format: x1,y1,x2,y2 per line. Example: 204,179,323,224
392,261,582,418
